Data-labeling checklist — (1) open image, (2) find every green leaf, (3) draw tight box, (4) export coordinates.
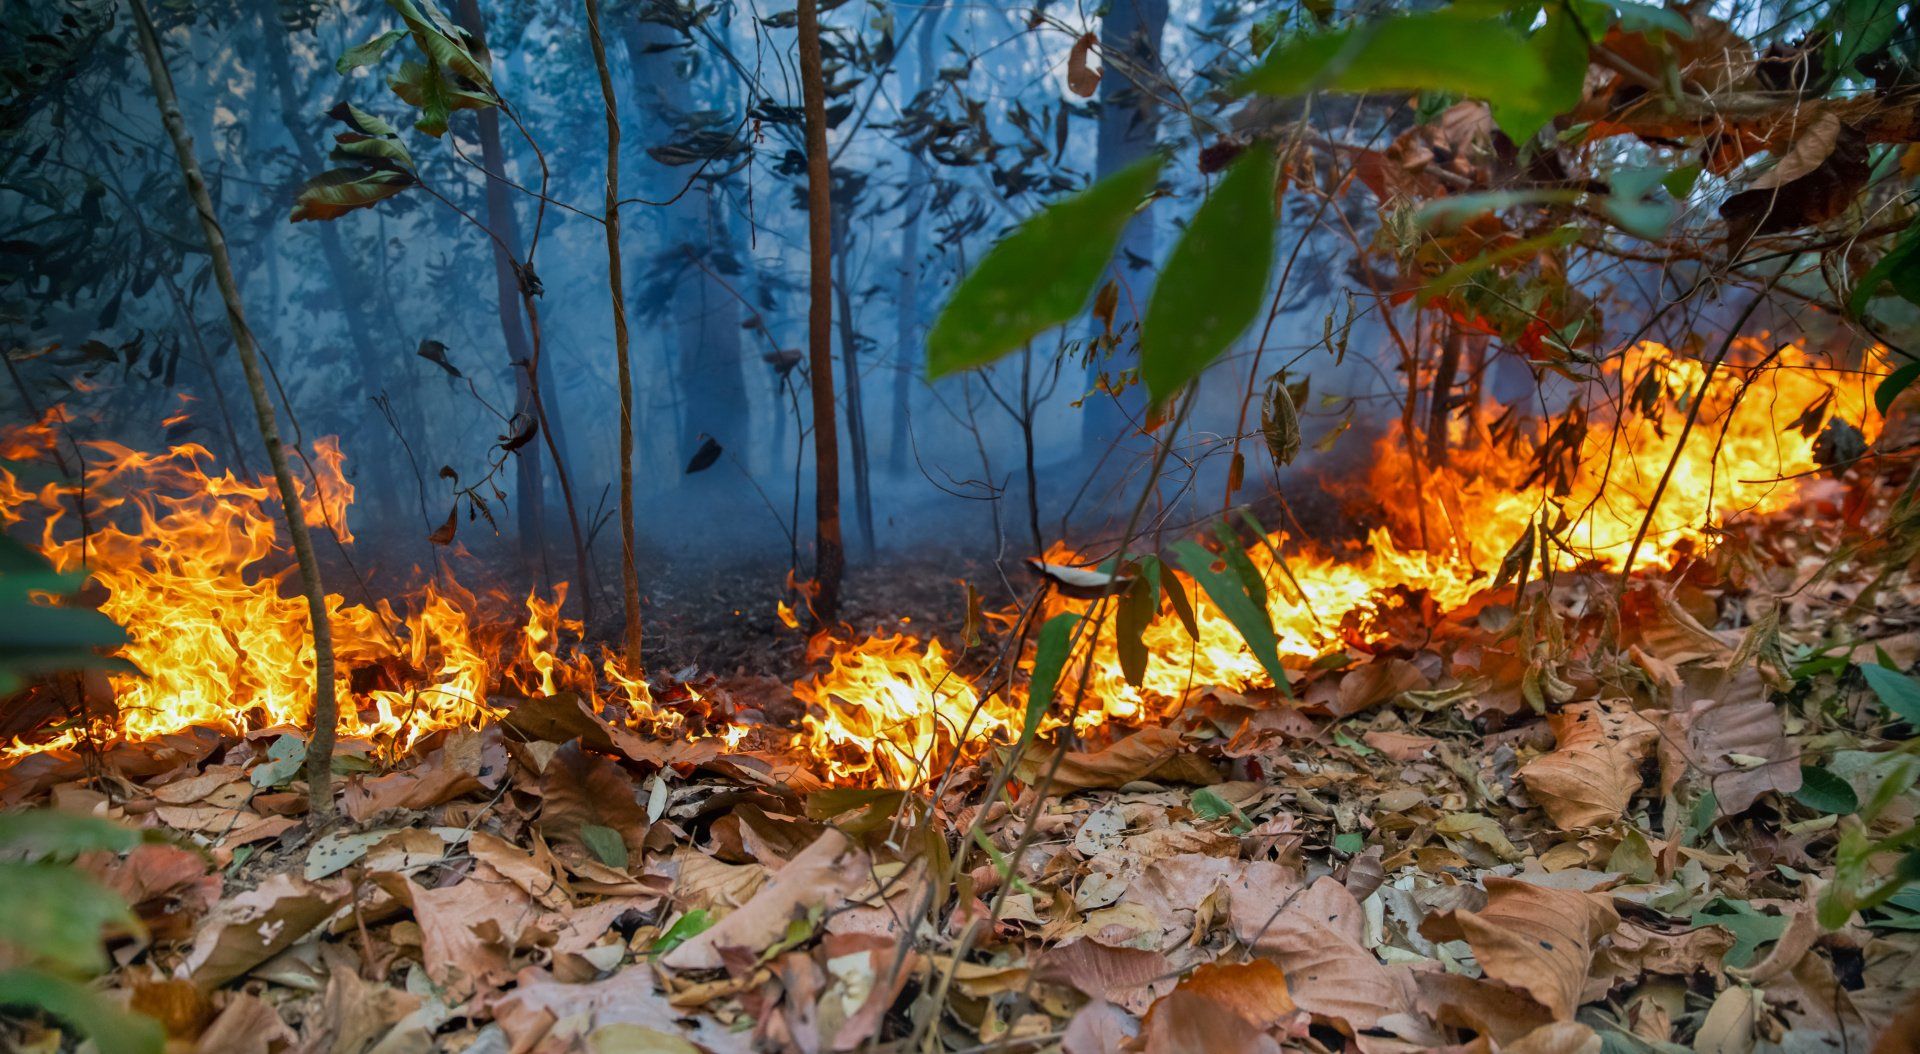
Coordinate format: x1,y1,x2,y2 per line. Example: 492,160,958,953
1848,219,1920,316
1019,614,1079,748
1491,9,1590,141
1170,540,1289,694
0,969,163,1054
290,169,417,223
336,29,408,74
1333,832,1364,853
1692,899,1788,968
1590,0,1695,37
1876,359,1920,416
1417,226,1580,306
1415,189,1581,230
648,909,712,957
385,0,493,91
388,59,494,138
1191,787,1252,833
0,811,141,860
1602,167,1677,240
927,156,1162,378
1139,148,1275,404
578,824,629,870
1116,575,1154,688
1151,556,1200,640
1661,163,1703,198
0,864,138,974
1236,11,1550,140
1861,663,1920,725
1794,765,1861,814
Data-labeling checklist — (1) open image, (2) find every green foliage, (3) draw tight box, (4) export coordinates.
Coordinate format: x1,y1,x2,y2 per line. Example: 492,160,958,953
0,971,163,1054
1693,898,1789,967
1847,218,1920,317
1019,613,1079,748
926,156,1162,378
1140,148,1276,405
579,823,629,869
0,533,133,698
648,909,712,956
1236,10,1551,139
0,812,162,1054
336,29,408,74
1794,764,1861,814
1861,663,1920,725
1170,539,1289,695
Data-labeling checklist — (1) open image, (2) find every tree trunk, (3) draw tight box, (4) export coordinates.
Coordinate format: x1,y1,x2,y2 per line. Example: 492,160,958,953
454,0,548,579
584,0,643,669
1080,0,1168,452
130,0,338,820
889,0,947,473
798,0,844,621
257,1,407,522
831,207,875,556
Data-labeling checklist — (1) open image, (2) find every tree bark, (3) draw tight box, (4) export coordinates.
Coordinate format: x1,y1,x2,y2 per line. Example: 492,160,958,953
831,207,875,556
888,0,946,474
129,0,338,819
798,0,844,621
1081,0,1168,453
584,0,643,669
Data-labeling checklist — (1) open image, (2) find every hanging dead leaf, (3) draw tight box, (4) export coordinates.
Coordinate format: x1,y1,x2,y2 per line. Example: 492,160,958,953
1261,370,1302,471
1067,33,1101,98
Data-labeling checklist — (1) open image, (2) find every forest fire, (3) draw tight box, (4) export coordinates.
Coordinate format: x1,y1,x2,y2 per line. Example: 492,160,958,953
0,339,1881,783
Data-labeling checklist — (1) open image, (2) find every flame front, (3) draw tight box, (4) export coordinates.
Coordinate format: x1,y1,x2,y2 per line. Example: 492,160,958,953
0,339,1887,784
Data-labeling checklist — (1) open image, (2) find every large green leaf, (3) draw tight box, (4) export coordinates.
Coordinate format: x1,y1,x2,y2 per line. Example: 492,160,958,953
1861,663,1920,725
927,157,1162,378
388,59,495,138
1237,11,1549,139
1170,540,1289,693
1491,9,1590,141
1876,359,1920,416
0,811,141,860
1848,218,1920,316
385,0,492,91
1140,148,1275,404
336,28,408,74
1018,613,1080,748
0,864,138,975
0,970,163,1054
290,169,417,223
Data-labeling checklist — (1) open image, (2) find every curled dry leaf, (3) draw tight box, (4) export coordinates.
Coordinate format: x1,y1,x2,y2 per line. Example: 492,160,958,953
1016,726,1221,791
1067,32,1101,98
661,828,867,970
1517,698,1658,829
1241,877,1417,1033
1657,692,1800,815
1034,940,1174,1014
178,873,347,990
1420,876,1619,1020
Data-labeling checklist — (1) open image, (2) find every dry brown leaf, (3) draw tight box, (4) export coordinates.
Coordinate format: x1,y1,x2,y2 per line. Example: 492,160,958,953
1034,940,1174,1014
1658,693,1800,815
1504,1020,1604,1054
1751,111,1843,189
377,866,534,998
343,728,506,821
1016,726,1220,791
301,963,423,1054
1062,1000,1138,1054
1157,959,1295,1029
470,830,572,911
1416,971,1555,1047
1694,985,1761,1054
539,741,650,863
1420,876,1619,1020
661,828,866,970
178,872,347,990
1517,699,1657,829
492,965,748,1053
1243,877,1416,1033
1140,988,1284,1054
1067,32,1100,98
192,991,294,1054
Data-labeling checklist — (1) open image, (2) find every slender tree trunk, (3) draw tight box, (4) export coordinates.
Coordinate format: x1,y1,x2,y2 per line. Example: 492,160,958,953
454,0,548,578
798,0,843,621
831,209,875,555
130,0,338,819
1427,323,1464,468
889,0,945,473
257,2,407,522
1081,0,1169,452
585,0,643,668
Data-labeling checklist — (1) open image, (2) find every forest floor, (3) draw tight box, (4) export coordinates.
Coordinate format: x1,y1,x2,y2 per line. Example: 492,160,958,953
4,476,1920,1054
